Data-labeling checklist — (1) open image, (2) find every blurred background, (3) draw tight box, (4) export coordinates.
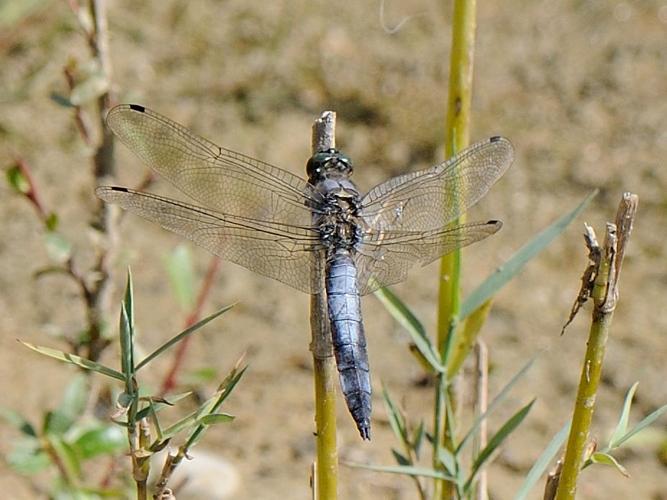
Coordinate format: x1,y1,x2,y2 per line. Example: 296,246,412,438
1,0,666,498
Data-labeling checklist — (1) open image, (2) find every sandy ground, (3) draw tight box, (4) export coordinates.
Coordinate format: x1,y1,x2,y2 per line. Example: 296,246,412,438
1,1,666,498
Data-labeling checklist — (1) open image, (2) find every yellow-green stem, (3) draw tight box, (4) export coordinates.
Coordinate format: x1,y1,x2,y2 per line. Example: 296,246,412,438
311,112,338,500
435,0,477,498
555,238,614,499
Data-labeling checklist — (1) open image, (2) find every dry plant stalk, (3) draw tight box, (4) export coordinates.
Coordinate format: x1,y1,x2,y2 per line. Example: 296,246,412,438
553,193,638,500
310,111,339,500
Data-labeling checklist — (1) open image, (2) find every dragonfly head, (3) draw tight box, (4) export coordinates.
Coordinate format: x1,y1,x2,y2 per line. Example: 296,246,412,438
307,148,353,183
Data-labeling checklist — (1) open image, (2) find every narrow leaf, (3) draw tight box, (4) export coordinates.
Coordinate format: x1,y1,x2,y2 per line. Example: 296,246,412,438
134,392,192,421
457,357,536,454
374,286,443,372
198,413,235,425
465,400,535,493
391,449,411,466
19,341,124,381
447,298,493,378
590,452,630,477
461,190,597,319
382,385,408,442
611,403,667,448
136,304,234,371
609,382,639,447
437,447,458,476
515,420,571,500
348,463,455,481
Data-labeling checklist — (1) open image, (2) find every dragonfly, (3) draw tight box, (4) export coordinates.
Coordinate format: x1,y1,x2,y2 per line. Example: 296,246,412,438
97,104,514,440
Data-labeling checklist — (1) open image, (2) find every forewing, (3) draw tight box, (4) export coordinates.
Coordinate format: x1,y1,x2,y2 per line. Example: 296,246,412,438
97,186,322,294
106,104,317,225
361,136,513,232
356,221,502,295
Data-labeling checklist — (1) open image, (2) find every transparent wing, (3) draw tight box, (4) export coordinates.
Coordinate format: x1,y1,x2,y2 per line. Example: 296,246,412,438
360,136,513,232
97,186,322,294
106,104,318,225
355,221,502,295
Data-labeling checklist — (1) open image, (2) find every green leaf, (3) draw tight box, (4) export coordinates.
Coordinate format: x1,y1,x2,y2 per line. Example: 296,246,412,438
72,425,125,460
184,364,247,448
447,298,493,378
197,413,235,425
437,447,458,476
0,407,36,437
348,463,455,481
457,357,536,454
20,341,125,381
165,244,196,309
515,420,571,500
6,165,29,193
590,452,629,477
7,438,50,475
382,385,408,443
610,403,667,449
391,449,411,466
136,304,234,371
461,190,597,319
464,399,535,493
374,286,443,372
134,392,192,422
43,232,72,264
119,270,135,380
609,382,639,447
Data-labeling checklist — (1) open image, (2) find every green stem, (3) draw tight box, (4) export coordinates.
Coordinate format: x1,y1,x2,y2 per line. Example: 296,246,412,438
555,230,615,499
435,0,477,498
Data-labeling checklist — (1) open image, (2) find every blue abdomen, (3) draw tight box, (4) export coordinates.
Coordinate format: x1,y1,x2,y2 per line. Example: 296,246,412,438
326,250,372,440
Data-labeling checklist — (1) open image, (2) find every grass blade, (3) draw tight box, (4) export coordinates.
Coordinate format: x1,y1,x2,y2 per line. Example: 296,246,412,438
20,341,124,381
457,356,536,454
608,382,639,446
515,420,571,500
348,463,456,481
374,286,443,372
609,403,667,448
464,399,535,493
136,304,234,371
461,190,597,319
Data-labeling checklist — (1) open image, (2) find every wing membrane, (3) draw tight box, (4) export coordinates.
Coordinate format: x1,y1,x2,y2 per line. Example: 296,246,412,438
361,137,513,232
97,186,322,293
356,221,502,295
106,104,318,225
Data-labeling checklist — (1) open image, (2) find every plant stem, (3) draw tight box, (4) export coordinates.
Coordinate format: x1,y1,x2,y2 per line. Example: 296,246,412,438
310,111,338,500
435,0,477,498
554,194,638,499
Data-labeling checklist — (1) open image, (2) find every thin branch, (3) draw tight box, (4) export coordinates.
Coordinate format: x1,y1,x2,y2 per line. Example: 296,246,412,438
310,111,339,500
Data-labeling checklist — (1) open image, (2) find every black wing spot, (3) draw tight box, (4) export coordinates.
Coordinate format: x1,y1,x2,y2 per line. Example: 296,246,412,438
111,186,130,193
129,104,146,113
490,135,502,143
